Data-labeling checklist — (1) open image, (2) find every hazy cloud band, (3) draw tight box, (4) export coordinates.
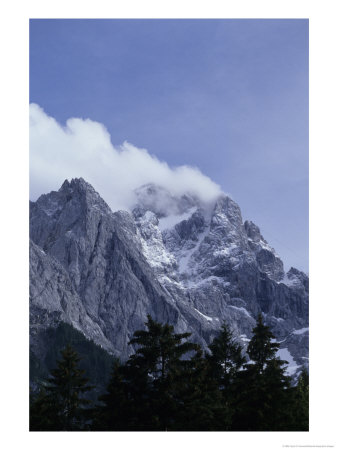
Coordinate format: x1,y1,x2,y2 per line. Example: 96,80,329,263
30,104,222,212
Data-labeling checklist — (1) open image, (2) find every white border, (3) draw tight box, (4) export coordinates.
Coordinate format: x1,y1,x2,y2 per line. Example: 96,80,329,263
1,1,337,449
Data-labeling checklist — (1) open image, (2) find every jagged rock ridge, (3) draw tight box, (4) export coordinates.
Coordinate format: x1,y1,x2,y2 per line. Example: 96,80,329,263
30,178,308,377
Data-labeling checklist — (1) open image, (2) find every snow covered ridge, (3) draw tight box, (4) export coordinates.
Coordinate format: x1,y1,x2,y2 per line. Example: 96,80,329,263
130,182,308,374
132,183,306,292
193,308,214,322
292,327,309,335
228,305,253,319
30,178,308,372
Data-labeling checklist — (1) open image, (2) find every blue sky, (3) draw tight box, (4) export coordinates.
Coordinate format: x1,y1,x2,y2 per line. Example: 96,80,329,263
30,19,308,272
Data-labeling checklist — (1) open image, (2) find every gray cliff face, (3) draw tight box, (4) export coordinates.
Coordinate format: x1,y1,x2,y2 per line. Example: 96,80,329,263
30,179,308,376
244,220,284,281
29,239,114,354
131,184,308,374
30,179,216,359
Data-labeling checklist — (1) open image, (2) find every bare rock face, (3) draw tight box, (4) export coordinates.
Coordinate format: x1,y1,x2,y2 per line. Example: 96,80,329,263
244,220,285,281
30,179,309,377
29,239,114,355
30,179,217,359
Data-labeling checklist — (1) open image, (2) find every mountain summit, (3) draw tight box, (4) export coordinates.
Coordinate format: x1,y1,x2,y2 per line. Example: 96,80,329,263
30,178,308,377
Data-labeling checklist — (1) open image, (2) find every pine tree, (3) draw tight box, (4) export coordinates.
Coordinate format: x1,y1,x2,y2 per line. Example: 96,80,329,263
207,323,245,388
127,315,201,430
96,315,203,431
128,315,199,379
30,386,58,431
93,361,131,431
30,345,93,431
173,348,224,431
205,323,246,429
232,314,292,431
247,314,280,373
288,369,309,430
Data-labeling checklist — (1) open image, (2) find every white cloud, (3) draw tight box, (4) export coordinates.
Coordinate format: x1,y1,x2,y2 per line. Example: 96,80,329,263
29,104,222,211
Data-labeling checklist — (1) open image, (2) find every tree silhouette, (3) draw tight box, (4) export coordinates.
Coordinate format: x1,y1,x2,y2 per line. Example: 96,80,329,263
247,314,280,373
205,323,246,429
30,316,308,431
232,314,292,431
30,344,93,431
96,315,202,430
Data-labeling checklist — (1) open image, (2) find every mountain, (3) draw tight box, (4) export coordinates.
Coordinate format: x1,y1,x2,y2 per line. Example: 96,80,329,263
29,178,308,378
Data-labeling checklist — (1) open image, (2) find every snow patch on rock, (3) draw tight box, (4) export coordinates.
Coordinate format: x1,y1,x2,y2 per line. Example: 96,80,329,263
276,347,301,376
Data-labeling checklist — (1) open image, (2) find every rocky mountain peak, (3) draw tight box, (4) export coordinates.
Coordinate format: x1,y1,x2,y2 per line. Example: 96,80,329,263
242,220,284,282
285,267,309,292
213,194,243,227
60,177,94,193
244,220,263,242
60,177,112,214
31,178,111,223
30,178,309,378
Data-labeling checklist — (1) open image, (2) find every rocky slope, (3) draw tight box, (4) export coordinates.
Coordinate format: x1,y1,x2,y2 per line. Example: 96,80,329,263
30,178,309,377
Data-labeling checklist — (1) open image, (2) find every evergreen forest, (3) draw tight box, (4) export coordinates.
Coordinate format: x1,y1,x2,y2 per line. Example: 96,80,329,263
30,315,309,431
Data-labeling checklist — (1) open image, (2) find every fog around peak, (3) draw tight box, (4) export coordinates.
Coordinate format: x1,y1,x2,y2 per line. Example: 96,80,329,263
30,104,222,213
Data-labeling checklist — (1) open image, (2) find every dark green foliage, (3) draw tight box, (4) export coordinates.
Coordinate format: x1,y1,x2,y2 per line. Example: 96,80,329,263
172,348,224,431
247,314,280,373
233,358,292,431
95,315,203,431
232,314,293,431
92,361,131,431
128,315,200,378
287,369,309,431
30,345,93,431
296,370,309,430
30,387,56,431
206,323,245,391
30,322,116,396
30,351,47,383
205,323,246,429
30,315,309,431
